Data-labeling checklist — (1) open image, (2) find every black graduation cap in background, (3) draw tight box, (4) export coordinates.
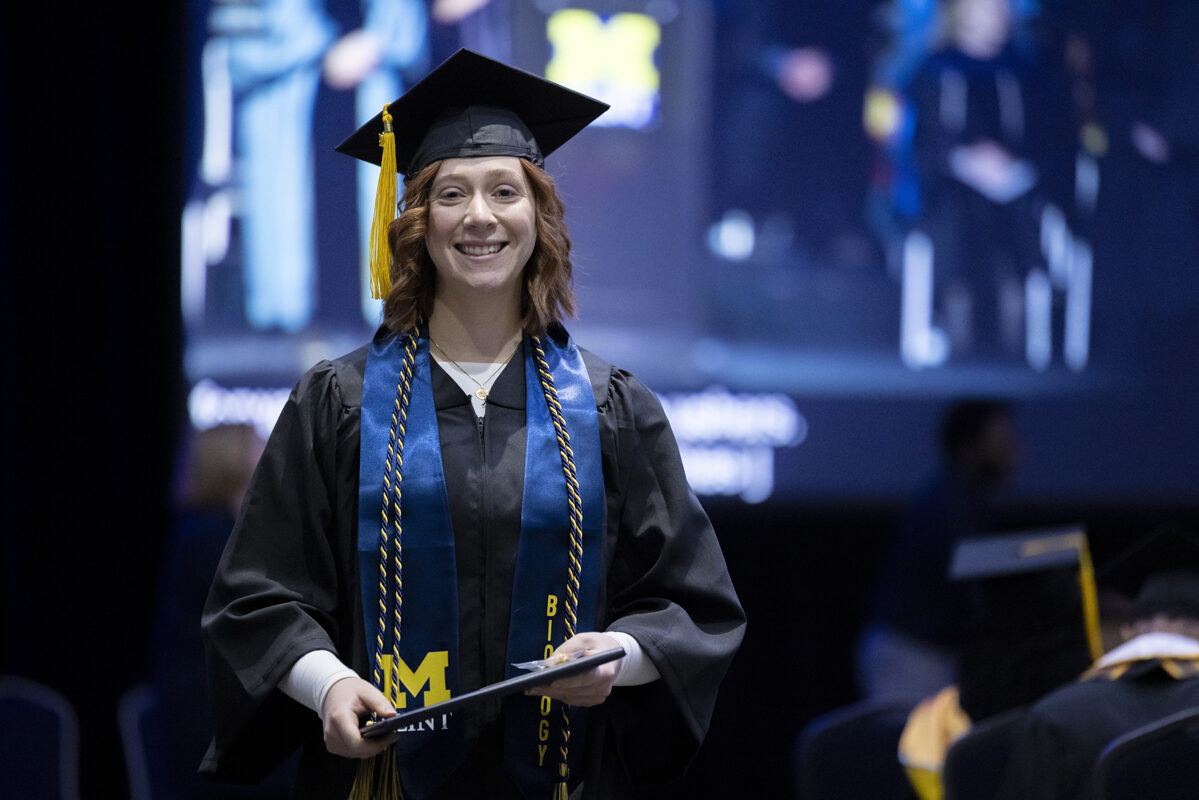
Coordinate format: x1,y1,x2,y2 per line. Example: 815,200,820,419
1097,522,1199,621
335,48,610,176
949,525,1095,582
949,525,1102,720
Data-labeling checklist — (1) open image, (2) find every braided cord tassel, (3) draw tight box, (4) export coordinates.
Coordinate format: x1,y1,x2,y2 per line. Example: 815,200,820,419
351,330,418,800
531,336,584,800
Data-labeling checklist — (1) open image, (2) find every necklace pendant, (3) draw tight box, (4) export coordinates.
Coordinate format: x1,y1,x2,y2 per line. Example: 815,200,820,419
475,388,489,401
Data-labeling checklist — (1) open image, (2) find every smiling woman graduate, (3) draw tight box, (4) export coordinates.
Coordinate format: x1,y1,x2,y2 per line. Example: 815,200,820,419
200,49,746,800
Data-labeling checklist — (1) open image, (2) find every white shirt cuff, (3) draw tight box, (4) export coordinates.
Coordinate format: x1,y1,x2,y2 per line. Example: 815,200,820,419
605,630,661,686
279,649,359,720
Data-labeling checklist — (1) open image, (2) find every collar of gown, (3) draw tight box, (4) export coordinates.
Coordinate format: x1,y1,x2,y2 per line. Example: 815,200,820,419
431,341,528,412
1094,631,1199,669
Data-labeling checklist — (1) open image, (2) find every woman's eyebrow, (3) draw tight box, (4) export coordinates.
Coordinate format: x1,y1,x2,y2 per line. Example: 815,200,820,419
435,167,523,184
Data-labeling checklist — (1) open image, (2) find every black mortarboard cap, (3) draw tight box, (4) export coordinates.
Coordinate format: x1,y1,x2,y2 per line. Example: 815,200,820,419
1097,523,1199,621
337,49,609,301
335,48,610,176
948,525,1093,581
949,526,1102,720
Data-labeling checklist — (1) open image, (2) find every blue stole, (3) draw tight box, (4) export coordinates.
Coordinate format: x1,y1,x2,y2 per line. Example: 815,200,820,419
357,330,605,798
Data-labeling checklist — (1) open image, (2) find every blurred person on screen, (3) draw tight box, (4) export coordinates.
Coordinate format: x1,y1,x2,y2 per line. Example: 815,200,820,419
898,0,1076,366
711,0,883,272
1064,0,1199,362
195,0,429,331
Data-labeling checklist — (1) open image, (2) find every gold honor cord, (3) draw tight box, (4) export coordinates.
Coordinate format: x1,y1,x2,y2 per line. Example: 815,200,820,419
531,336,584,800
352,331,418,800
387,333,417,707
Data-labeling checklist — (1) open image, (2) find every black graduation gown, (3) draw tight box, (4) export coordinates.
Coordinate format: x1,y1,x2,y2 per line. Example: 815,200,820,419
200,326,746,799
998,656,1199,800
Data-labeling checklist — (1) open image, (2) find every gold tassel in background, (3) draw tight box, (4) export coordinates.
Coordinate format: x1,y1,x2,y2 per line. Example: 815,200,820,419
348,749,402,800
369,104,398,300
1076,537,1104,662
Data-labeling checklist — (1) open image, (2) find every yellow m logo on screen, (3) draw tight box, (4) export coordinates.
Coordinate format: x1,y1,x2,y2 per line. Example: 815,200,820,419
381,651,451,709
547,10,661,128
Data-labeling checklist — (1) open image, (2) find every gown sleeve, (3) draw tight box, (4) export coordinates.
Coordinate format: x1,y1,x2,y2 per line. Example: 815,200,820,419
200,352,366,783
589,357,747,784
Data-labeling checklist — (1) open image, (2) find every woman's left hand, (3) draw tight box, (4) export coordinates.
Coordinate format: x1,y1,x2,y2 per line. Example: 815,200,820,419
524,632,623,707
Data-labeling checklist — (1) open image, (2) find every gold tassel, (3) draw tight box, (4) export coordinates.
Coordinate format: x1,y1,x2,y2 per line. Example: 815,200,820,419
369,105,398,300
348,749,402,800
1076,537,1103,662
552,761,569,800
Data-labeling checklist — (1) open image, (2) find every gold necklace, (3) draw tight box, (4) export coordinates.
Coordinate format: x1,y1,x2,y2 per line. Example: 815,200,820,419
430,337,522,402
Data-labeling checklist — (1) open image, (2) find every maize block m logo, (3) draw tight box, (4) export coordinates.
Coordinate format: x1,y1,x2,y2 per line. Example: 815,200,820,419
381,651,451,708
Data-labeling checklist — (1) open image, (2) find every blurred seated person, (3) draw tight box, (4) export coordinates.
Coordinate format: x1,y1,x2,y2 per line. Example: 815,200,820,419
899,526,1102,800
856,398,1020,705
998,523,1199,800
150,423,280,799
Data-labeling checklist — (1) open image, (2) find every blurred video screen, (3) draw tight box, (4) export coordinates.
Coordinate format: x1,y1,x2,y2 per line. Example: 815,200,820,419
180,0,1199,506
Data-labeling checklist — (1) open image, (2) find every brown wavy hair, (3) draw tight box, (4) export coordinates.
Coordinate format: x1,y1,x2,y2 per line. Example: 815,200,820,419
382,159,576,336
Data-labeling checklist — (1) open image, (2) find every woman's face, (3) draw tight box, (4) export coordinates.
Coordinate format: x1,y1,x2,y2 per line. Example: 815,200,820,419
426,156,537,304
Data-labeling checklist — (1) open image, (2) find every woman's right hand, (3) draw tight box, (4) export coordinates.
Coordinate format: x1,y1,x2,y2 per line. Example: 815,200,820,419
321,677,398,758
